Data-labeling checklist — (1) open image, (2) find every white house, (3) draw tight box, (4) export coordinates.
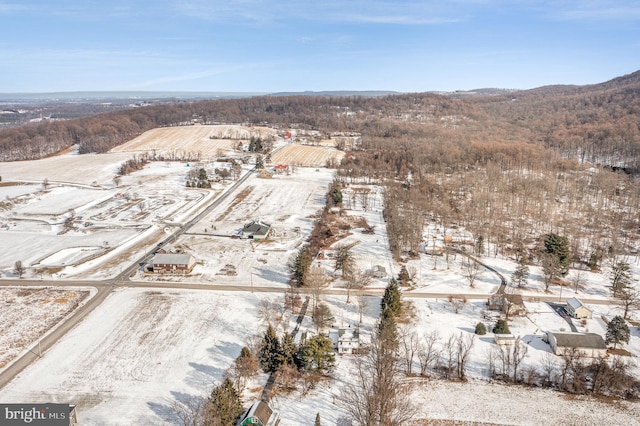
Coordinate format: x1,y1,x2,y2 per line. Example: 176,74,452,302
546,331,607,357
329,326,361,355
565,297,592,319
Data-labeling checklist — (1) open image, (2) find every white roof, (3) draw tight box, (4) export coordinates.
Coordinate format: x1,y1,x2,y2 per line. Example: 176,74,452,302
152,253,193,266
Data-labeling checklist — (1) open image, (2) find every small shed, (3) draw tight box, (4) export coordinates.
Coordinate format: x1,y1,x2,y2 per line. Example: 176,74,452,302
149,253,196,274
546,331,607,357
494,334,517,345
565,297,592,319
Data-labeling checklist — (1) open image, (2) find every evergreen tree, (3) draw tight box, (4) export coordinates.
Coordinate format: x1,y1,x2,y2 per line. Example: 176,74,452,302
255,154,264,169
610,261,632,295
609,261,639,318
397,265,411,286
475,322,487,335
606,315,630,349
544,233,570,276
235,346,258,379
289,246,313,286
297,334,335,374
259,324,282,373
493,319,510,334
205,377,244,426
278,332,298,368
380,278,402,320
331,187,343,205
511,256,530,288
315,412,321,426
475,235,485,256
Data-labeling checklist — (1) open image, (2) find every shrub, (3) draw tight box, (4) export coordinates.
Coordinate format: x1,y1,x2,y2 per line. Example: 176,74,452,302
493,319,510,334
475,322,487,335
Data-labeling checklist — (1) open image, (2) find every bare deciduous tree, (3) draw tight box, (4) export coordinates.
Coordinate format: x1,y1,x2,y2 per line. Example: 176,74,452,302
14,260,25,278
462,257,481,288
417,330,440,376
307,264,329,311
339,323,415,425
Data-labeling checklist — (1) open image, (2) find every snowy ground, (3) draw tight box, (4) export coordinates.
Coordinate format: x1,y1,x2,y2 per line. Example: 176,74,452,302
0,287,92,369
2,138,640,424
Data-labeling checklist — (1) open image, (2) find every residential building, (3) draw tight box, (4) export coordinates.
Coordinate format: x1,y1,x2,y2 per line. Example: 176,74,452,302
565,297,593,319
545,331,607,357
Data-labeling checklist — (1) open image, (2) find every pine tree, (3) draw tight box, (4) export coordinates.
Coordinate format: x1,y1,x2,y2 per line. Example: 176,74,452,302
297,334,335,374
255,154,264,169
206,377,244,425
544,233,570,276
610,261,632,295
278,332,298,368
397,265,411,286
315,412,321,426
511,256,530,288
235,346,258,380
609,261,639,318
259,324,282,373
493,319,510,334
606,315,630,349
380,278,401,320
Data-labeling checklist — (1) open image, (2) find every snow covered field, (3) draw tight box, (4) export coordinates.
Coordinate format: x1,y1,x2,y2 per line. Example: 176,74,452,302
0,287,92,370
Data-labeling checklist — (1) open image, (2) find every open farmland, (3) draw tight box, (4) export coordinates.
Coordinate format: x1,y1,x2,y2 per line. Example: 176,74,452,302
110,125,279,157
270,143,344,167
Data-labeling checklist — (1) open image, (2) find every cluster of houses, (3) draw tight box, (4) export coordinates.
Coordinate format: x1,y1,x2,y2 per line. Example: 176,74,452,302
490,295,608,358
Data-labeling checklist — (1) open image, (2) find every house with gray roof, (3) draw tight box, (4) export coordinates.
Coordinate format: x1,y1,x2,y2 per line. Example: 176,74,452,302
546,331,607,357
241,220,271,240
149,253,196,274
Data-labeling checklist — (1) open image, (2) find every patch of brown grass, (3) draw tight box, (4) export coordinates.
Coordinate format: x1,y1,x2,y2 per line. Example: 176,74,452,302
216,186,253,221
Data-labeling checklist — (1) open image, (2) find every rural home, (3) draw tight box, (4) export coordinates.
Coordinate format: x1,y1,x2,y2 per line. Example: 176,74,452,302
488,293,527,317
148,253,196,274
241,220,271,239
329,326,362,355
545,331,607,357
565,297,593,319
273,164,289,174
236,400,280,426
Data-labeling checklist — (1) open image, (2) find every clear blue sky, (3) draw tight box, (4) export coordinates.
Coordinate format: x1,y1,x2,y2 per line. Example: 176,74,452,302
1,0,639,93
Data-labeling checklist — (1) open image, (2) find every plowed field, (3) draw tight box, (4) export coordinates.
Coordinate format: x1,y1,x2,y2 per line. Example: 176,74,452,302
271,144,344,167
110,125,278,156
